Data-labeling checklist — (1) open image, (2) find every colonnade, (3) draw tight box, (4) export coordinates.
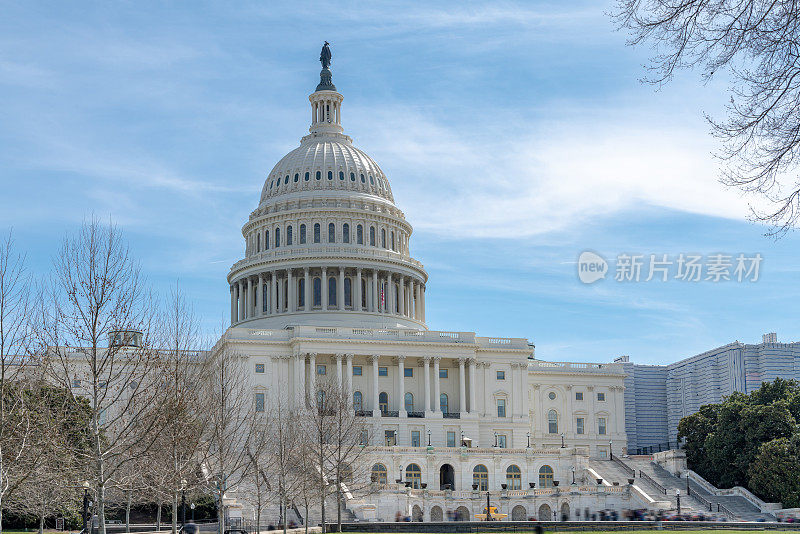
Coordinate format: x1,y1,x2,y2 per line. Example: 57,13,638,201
230,266,425,324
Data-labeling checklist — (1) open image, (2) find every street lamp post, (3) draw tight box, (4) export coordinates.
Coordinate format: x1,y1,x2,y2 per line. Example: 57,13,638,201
190,503,196,522
427,429,431,447
676,489,681,515
560,433,565,448
571,466,576,485
82,481,90,534
494,432,498,448
526,432,531,448
609,440,613,460
181,479,187,531
486,491,492,521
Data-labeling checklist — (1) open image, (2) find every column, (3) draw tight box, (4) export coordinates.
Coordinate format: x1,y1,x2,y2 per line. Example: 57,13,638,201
398,275,405,316
258,274,264,316
336,353,343,389
346,354,353,404
338,267,345,310
386,274,393,314
271,272,278,314
287,269,294,312
356,268,363,311
458,358,466,415
277,273,284,312
468,359,477,414
230,285,236,324
248,277,255,318
433,357,441,413
238,280,245,321
372,270,379,312
509,362,516,418
397,355,406,415
421,285,426,322
414,282,420,319
566,385,574,439
588,386,596,436
483,362,492,416
372,355,380,416
423,356,431,414
321,267,328,310
295,354,305,408
304,268,311,311
309,353,317,404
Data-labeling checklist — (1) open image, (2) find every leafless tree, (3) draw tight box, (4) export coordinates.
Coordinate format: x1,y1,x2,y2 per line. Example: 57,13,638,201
42,219,162,534
614,0,800,233
197,341,255,534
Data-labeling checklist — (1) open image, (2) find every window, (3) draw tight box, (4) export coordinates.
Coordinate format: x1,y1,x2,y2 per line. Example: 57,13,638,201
381,229,386,248
497,434,507,448
255,392,265,413
404,367,413,377
255,363,265,374
496,370,505,380
328,277,337,307
286,225,293,245
360,430,369,445
317,365,327,375
538,465,554,488
274,227,280,247
284,175,289,184
439,368,448,378
294,173,299,182
344,277,352,307
360,173,366,183
328,223,335,242
378,366,388,377
440,393,449,414
299,224,306,244
598,417,607,435
313,277,322,306
406,463,422,488
548,391,557,400
576,417,585,435
548,410,558,434
264,230,269,250
404,392,414,412
343,223,350,243
506,465,521,489
316,390,326,410
353,391,363,411
497,399,506,417
391,231,395,251
384,429,396,446
350,172,355,181
71,379,81,388
447,431,456,447
316,171,321,180
353,365,362,376
370,175,374,184
597,392,606,401
576,391,584,401
357,224,363,244
411,431,420,447
371,463,387,484
305,171,310,181
379,392,389,414
327,170,333,180
473,465,489,491
313,223,321,243
370,226,375,246
298,278,305,308
339,171,345,181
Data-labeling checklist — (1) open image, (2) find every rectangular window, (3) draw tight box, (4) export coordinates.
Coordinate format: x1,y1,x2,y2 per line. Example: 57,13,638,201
353,365,362,376
497,434,507,448
317,365,327,375
384,430,396,446
360,430,369,446
575,391,584,401
411,430,420,447
597,392,606,401
71,379,81,388
576,417,585,435
404,367,413,377
378,366,388,377
255,393,265,413
255,363,265,374
447,431,456,447
496,370,505,380
497,398,506,418
598,417,607,435
439,368,448,378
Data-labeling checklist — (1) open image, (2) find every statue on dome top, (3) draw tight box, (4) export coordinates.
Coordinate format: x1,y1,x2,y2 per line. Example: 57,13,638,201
320,41,332,69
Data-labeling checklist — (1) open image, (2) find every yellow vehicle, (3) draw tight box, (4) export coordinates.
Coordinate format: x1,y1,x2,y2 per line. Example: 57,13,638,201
474,506,508,521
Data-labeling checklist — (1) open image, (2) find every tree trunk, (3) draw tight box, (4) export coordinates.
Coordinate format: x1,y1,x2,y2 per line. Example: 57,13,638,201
156,499,162,532
217,488,224,534
38,512,44,534
303,502,309,534
282,495,287,534
126,491,131,534
97,481,106,534
336,485,341,533
172,491,178,534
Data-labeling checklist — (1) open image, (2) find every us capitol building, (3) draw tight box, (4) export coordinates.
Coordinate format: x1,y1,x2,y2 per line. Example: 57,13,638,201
218,44,634,523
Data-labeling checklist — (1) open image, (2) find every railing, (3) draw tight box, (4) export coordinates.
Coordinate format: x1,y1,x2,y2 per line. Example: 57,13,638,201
355,410,372,417
407,411,425,418
443,412,460,419
639,470,667,495
382,410,399,418
612,456,636,478
528,360,625,373
633,441,683,455
692,490,714,511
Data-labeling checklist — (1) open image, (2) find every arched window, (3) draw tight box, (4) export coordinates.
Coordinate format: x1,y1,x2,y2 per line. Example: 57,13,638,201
313,277,322,307
506,465,522,490
304,171,309,181
473,465,489,491
440,393,449,414
404,392,414,413
274,227,280,248
299,224,306,244
286,225,293,246
350,172,356,181
379,392,388,414
371,463,387,484
339,171,345,181
548,410,558,434
328,223,335,243
343,223,350,243
328,277,337,307
369,226,376,246
406,463,422,489
256,233,260,253
284,175,289,184
316,171,321,180
327,170,333,180
298,278,305,308
294,173,299,182
369,175,374,185
361,279,367,309
264,230,269,250
344,277,352,307
391,231,395,251
357,224,363,244
360,173,365,183
538,465,554,488
316,390,326,411
381,229,386,248
314,223,321,243
353,391,363,411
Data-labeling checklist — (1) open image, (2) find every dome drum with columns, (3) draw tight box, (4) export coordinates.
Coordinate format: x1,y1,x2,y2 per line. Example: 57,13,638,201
228,52,428,330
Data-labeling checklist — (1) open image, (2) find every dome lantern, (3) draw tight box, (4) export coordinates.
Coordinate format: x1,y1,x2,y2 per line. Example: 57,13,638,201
310,42,344,136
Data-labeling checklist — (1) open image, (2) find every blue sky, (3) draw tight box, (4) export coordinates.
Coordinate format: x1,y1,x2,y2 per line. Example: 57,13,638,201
1,1,798,364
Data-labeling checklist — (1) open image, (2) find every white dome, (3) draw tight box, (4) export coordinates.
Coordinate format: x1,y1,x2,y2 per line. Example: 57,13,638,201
260,134,394,205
